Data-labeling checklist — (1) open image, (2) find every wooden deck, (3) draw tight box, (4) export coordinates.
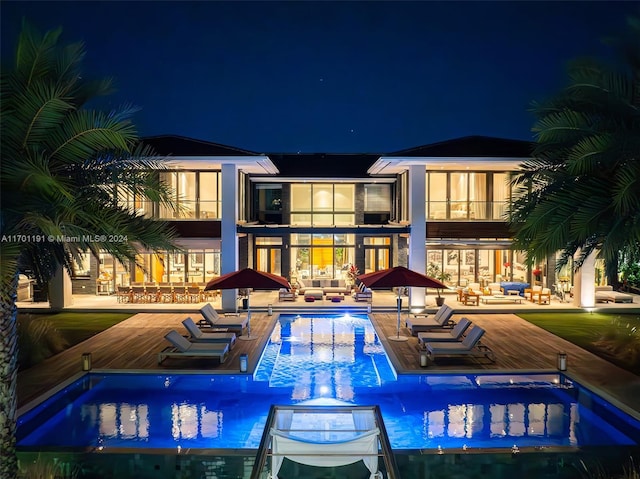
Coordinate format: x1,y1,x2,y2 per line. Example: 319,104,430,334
17,309,640,415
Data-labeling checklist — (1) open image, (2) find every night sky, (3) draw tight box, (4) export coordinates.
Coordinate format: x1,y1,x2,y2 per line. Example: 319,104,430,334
1,1,636,153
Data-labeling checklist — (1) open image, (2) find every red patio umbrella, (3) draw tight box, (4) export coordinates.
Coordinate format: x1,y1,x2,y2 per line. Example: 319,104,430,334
358,266,448,341
205,268,290,340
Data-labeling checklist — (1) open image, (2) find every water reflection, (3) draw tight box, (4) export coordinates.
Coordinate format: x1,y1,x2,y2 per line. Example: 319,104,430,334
423,402,569,444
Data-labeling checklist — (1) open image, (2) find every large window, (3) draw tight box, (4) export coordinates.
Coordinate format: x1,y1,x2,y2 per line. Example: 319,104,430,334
290,184,355,226
291,233,355,280
427,172,508,220
254,184,282,223
427,246,527,285
159,171,221,219
364,184,392,224
134,250,221,284
117,188,155,218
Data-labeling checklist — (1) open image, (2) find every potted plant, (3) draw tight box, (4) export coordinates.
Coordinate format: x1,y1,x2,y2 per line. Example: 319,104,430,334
346,264,360,291
427,262,452,306
532,267,542,282
238,288,250,310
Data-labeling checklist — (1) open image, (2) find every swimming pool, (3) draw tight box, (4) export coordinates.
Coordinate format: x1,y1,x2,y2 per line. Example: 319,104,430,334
16,313,640,452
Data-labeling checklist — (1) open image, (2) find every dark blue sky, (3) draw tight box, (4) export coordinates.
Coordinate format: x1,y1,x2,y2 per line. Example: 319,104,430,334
1,1,636,153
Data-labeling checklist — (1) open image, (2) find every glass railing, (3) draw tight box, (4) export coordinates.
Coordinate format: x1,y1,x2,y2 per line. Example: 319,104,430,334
17,445,639,479
427,201,510,220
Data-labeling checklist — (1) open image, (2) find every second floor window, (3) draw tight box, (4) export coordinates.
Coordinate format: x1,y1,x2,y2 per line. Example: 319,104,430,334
291,184,355,226
159,171,221,219
427,172,510,221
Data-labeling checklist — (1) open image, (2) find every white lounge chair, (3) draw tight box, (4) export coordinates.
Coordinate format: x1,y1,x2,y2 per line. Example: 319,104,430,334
182,317,236,349
595,285,634,303
199,304,249,335
405,304,455,336
417,317,472,349
425,326,495,363
158,330,229,364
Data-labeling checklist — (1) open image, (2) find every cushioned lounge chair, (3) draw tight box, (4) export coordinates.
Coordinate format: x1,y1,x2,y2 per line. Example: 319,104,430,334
417,317,472,349
595,285,634,303
182,317,236,349
405,304,454,336
158,330,229,364
199,304,248,335
425,326,495,362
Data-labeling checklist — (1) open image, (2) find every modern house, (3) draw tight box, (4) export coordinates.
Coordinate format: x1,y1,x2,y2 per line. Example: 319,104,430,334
51,134,595,309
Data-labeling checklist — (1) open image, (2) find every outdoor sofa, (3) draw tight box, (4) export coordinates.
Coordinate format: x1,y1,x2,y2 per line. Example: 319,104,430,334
296,278,351,296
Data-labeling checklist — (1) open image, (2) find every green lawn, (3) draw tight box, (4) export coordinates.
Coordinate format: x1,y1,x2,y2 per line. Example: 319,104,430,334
18,311,133,344
17,312,132,369
517,312,640,375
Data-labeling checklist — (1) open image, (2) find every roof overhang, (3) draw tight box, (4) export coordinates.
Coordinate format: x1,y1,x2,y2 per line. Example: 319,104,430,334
248,176,396,183
162,155,279,174
368,157,527,175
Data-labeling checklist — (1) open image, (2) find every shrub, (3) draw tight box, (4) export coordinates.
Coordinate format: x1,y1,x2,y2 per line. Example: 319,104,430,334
593,317,640,368
17,314,68,370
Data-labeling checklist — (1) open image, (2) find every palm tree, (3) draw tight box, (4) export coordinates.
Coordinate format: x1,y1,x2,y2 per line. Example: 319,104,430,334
0,23,179,476
509,15,640,285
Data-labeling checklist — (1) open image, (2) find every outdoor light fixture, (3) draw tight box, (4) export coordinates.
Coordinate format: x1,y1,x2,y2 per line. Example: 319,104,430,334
240,353,248,373
268,304,273,316
367,303,372,313
82,352,92,371
420,350,429,368
557,352,567,371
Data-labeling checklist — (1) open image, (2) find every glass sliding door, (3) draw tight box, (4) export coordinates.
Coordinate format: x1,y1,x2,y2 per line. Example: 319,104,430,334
290,233,355,280
256,237,283,276
363,237,390,274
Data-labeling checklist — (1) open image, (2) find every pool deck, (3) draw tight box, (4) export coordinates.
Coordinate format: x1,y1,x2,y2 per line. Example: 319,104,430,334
16,291,640,419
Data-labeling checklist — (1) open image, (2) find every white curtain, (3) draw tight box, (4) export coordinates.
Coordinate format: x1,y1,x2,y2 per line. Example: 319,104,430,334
352,410,376,431
270,427,380,479
275,409,293,430
471,173,486,219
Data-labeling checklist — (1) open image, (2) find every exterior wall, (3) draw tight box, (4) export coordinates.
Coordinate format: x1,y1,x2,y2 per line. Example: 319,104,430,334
354,183,365,224
71,255,99,295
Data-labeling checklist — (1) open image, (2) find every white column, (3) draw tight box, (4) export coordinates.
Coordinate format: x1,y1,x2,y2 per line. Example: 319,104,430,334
573,251,596,308
221,163,239,311
48,265,73,311
408,164,427,309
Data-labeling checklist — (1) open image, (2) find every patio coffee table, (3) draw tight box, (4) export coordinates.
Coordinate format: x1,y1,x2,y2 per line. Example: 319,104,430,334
480,295,523,304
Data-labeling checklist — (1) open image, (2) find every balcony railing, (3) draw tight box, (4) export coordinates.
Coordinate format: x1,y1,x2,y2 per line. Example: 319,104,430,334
427,201,510,221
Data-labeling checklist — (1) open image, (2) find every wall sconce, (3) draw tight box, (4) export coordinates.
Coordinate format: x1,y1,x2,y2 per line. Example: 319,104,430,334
367,303,372,314
82,352,92,371
557,352,567,371
268,304,273,316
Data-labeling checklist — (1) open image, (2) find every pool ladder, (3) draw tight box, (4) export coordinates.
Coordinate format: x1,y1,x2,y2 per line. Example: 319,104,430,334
250,404,400,479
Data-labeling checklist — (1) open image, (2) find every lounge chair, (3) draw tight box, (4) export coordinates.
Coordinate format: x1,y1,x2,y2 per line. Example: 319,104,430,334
182,317,236,349
405,304,455,336
199,304,249,335
425,326,495,363
158,330,229,364
595,285,634,303
417,317,472,349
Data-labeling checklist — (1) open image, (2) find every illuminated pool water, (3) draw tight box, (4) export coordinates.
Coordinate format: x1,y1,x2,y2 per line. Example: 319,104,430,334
17,314,640,451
